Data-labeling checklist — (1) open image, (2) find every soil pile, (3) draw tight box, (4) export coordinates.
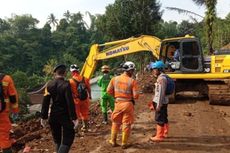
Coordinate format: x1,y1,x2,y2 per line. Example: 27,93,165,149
137,72,155,93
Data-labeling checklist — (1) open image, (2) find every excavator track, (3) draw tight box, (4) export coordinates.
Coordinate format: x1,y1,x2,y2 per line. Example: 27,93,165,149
207,80,230,105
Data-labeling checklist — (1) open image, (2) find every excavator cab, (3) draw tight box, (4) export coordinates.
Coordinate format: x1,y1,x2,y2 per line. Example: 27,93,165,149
160,37,203,73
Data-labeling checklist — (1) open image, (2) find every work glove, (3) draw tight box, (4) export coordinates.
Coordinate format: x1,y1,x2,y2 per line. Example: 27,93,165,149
40,119,48,128
72,119,79,129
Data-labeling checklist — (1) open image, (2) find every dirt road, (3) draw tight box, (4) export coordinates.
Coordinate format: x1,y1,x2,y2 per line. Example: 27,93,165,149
15,93,230,153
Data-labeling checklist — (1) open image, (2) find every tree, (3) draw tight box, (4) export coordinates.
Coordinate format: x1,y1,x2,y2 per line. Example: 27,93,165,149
63,10,71,22
56,19,69,31
8,14,39,37
192,0,217,54
96,0,162,40
178,20,196,35
0,18,10,33
47,13,58,31
155,20,179,38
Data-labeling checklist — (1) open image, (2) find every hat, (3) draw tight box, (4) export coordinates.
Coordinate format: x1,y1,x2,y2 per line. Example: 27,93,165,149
101,65,110,72
53,64,66,72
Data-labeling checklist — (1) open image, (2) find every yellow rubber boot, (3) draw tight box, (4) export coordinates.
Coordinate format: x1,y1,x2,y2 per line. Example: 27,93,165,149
121,132,129,149
163,123,169,138
109,130,118,147
150,125,164,142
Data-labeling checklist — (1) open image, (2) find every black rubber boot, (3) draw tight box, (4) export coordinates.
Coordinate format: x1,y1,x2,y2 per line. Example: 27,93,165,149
102,113,108,124
2,147,13,153
58,145,70,153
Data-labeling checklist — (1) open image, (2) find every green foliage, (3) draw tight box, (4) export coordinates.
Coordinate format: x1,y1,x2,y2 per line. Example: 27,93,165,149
0,18,10,33
28,74,45,90
96,0,162,40
12,70,29,89
191,0,217,53
155,21,179,39
17,88,31,115
8,14,39,38
42,58,57,79
63,52,82,68
212,17,230,49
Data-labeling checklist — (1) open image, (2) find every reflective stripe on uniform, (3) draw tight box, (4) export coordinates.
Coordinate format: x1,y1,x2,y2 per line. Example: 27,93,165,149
2,82,9,86
114,77,132,94
44,87,50,96
115,97,132,101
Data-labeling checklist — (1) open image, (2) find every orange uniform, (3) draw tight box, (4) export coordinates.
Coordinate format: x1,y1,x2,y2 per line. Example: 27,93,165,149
0,74,18,150
69,73,91,121
107,73,139,147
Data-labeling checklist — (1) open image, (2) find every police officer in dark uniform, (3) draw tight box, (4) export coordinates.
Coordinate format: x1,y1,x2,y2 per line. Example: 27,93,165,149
41,64,78,153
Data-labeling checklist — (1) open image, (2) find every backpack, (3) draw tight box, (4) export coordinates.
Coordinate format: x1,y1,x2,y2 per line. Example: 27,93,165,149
164,75,175,95
73,77,88,100
0,74,6,113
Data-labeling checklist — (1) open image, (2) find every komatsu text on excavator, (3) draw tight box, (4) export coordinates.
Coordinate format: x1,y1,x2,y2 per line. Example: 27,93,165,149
81,35,230,105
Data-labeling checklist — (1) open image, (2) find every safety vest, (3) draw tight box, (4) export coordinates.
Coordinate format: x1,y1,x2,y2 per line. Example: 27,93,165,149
108,73,139,101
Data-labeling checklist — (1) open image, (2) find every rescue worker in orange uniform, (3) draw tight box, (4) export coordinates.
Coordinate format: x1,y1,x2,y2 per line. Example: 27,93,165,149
149,61,169,142
69,64,92,132
0,73,18,153
107,61,139,149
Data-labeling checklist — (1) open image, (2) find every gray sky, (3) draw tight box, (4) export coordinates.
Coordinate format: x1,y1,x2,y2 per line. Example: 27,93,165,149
0,0,229,28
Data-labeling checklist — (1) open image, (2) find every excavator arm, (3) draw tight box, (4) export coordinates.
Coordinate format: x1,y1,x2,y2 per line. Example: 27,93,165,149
81,35,161,78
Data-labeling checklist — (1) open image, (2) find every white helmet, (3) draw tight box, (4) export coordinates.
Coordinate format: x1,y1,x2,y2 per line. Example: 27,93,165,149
70,64,79,72
122,61,135,71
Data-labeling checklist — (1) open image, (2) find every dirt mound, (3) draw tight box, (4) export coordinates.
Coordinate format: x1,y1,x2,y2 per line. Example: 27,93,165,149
137,72,155,93
11,119,48,152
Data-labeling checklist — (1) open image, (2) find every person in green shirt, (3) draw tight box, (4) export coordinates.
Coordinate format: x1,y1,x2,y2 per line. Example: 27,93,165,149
97,65,115,124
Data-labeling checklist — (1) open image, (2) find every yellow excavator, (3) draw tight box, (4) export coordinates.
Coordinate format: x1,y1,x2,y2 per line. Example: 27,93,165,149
80,35,230,105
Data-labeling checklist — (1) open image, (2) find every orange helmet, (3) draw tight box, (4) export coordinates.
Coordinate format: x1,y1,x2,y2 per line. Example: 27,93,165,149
101,65,110,72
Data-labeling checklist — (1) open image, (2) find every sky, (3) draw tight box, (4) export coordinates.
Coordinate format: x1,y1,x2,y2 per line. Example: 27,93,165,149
0,0,230,28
